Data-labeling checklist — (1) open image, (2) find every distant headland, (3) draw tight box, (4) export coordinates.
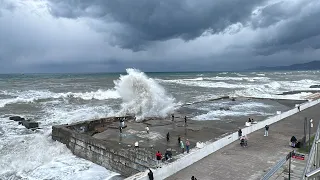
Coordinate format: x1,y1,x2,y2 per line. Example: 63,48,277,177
250,60,320,71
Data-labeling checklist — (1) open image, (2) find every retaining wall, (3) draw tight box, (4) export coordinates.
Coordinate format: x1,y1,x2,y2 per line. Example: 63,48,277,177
52,118,156,177
125,99,320,180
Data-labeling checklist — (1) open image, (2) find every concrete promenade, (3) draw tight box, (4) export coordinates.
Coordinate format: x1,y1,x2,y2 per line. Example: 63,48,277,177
167,103,320,180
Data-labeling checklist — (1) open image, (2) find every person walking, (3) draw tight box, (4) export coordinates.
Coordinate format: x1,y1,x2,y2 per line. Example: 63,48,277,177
119,126,122,134
148,169,154,180
264,125,269,136
238,128,242,139
172,114,175,121
184,116,187,126
180,140,185,153
186,139,190,153
166,132,170,142
145,126,149,134
155,151,162,168
191,176,197,180
178,135,181,145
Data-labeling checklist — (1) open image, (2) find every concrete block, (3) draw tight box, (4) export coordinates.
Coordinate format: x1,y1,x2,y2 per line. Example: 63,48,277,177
9,116,25,121
22,120,39,129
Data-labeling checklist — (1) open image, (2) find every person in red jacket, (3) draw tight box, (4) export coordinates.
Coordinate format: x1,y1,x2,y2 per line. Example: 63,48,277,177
156,151,162,168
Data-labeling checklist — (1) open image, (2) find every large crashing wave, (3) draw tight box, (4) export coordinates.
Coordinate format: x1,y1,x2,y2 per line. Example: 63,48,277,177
114,68,176,121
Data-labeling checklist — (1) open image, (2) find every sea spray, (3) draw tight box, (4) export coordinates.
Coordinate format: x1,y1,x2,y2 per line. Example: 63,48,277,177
114,68,176,121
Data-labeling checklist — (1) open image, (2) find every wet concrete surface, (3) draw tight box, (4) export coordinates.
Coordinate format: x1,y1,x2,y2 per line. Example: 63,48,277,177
167,103,320,180
92,98,297,163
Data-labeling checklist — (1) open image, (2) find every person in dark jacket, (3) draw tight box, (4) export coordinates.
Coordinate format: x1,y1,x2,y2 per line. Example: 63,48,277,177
148,169,154,180
291,136,297,147
167,132,170,142
264,125,269,136
178,135,181,145
238,128,242,139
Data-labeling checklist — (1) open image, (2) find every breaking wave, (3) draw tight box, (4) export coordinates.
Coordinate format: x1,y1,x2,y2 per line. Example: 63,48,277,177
114,68,176,121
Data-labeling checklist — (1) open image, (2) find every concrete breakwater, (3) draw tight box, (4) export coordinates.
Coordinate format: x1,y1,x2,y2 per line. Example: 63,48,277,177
51,116,156,177
51,97,302,178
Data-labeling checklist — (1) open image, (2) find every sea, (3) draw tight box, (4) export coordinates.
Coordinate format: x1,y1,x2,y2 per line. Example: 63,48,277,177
1,69,320,180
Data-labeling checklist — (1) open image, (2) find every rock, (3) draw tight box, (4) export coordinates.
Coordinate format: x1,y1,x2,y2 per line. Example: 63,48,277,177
219,107,230,111
9,116,25,121
22,120,39,129
310,85,320,88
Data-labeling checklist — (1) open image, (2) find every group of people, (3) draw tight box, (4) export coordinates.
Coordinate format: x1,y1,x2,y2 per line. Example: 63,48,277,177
178,136,191,153
248,118,256,123
237,124,270,147
154,136,191,168
172,114,188,126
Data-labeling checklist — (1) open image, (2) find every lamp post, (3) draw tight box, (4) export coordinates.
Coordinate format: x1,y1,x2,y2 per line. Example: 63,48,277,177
309,119,313,152
305,117,307,149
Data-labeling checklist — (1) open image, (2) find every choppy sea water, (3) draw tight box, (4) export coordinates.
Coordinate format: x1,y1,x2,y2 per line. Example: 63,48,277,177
1,69,320,179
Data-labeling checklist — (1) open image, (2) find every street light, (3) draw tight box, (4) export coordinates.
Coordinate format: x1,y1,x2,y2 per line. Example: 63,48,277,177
309,119,313,152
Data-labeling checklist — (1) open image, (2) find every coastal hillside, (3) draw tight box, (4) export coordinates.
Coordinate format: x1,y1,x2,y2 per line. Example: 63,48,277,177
251,60,320,71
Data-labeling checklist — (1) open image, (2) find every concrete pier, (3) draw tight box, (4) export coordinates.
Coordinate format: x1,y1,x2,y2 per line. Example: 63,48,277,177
51,98,304,178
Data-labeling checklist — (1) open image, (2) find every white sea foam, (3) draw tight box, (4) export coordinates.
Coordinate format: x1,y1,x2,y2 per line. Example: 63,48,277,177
44,105,115,125
193,102,274,120
114,68,176,121
0,102,118,180
157,79,249,88
233,79,320,100
0,89,120,108
0,117,117,180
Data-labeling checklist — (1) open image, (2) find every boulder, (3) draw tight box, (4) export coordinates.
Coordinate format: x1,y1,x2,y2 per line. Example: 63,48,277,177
9,116,25,121
22,120,39,129
310,85,320,88
219,107,230,111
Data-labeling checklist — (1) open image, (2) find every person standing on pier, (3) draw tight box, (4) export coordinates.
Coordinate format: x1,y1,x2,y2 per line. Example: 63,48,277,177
184,116,187,126
148,169,154,180
186,139,190,153
156,151,162,168
180,140,185,153
238,128,242,139
264,125,269,136
119,126,122,134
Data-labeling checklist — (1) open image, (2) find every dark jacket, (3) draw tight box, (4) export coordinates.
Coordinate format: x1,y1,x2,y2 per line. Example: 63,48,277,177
265,125,269,131
148,169,154,180
291,136,297,142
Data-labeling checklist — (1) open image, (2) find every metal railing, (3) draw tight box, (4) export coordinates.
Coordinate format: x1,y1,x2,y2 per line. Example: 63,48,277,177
261,157,287,180
301,121,320,180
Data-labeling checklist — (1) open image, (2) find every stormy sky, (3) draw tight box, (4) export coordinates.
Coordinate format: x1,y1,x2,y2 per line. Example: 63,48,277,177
0,0,320,73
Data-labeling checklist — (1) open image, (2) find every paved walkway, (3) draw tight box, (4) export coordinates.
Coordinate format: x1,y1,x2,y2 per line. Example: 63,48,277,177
167,104,320,180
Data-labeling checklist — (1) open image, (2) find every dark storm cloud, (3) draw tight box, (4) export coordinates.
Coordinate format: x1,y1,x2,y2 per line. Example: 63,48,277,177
47,0,267,49
1,0,320,73
250,0,320,55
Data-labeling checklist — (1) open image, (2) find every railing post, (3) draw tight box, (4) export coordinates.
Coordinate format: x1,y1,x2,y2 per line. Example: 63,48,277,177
289,151,292,180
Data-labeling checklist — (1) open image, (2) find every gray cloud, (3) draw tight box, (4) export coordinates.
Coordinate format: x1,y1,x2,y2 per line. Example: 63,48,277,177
1,0,320,73
252,0,320,55
47,0,267,49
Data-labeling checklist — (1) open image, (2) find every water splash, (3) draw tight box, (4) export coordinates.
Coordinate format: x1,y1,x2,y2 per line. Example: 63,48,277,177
114,68,176,121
